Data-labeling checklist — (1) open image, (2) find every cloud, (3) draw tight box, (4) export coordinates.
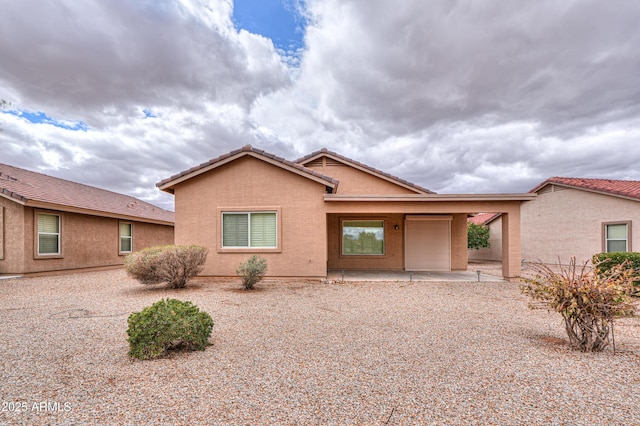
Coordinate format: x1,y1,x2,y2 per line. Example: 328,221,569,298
2,0,640,212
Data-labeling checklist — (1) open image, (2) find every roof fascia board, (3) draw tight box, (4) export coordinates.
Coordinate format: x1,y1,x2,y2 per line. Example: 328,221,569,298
159,151,337,192
324,194,536,202
0,190,27,205
300,152,427,194
25,200,174,226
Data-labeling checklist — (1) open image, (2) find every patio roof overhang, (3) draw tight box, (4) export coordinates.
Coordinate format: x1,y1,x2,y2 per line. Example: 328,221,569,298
322,193,536,214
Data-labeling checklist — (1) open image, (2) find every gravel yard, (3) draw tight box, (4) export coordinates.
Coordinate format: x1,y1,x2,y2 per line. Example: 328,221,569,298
1,269,639,425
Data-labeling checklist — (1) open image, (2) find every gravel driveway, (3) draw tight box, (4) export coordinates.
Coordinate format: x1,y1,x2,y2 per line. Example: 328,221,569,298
1,269,639,425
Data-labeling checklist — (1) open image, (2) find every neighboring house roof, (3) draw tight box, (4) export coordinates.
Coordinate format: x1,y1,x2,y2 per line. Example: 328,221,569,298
296,148,435,194
468,213,501,226
157,145,340,193
530,177,640,202
0,163,174,225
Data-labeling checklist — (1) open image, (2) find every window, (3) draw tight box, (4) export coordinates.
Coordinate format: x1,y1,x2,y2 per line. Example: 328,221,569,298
38,213,60,255
222,212,277,248
342,220,385,255
120,223,133,253
604,222,630,253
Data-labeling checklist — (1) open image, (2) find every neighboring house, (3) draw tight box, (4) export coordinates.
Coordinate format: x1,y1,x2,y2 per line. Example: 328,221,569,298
157,145,533,280
521,177,640,265
0,164,174,276
468,213,502,262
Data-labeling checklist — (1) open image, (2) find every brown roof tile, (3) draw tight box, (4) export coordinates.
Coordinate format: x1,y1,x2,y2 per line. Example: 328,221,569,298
468,212,501,225
531,177,640,201
296,148,435,194
0,164,174,223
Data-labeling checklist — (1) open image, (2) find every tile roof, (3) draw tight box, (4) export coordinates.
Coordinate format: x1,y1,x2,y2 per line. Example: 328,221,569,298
295,148,435,194
468,212,501,225
157,145,339,190
0,164,174,224
531,177,640,201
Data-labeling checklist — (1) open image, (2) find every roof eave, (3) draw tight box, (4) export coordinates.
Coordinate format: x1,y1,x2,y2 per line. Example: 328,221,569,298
533,181,640,203
24,200,174,226
324,194,537,202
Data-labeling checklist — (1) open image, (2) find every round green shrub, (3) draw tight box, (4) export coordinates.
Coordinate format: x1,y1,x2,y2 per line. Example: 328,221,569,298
127,299,214,360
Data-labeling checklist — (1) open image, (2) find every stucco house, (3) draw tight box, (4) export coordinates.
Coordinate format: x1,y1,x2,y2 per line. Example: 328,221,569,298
157,145,533,280
0,163,174,276
467,213,502,262
521,177,640,265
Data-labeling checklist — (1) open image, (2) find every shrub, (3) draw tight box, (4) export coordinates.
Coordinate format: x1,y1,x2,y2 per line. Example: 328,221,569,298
521,257,636,352
236,255,267,290
593,252,640,289
127,299,214,360
125,245,208,288
468,222,490,250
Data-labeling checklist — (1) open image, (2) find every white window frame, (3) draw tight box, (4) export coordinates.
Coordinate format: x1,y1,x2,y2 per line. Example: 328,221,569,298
119,222,133,254
222,211,278,249
37,212,61,256
603,221,631,253
341,219,386,256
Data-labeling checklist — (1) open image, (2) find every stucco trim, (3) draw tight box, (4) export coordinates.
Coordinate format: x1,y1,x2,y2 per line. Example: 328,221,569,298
216,206,283,254
33,209,64,260
601,220,632,253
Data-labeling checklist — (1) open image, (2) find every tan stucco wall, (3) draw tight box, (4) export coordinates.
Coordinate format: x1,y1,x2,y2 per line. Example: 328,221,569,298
450,214,468,270
468,216,503,262
521,187,640,265
306,160,419,195
0,197,25,274
173,156,328,277
0,199,173,275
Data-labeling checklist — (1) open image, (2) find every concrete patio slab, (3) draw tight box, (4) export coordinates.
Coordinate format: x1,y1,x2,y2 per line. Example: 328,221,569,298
326,269,505,282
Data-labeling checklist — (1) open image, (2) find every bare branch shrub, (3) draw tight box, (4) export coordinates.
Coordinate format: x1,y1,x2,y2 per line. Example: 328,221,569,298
521,257,636,352
125,245,208,289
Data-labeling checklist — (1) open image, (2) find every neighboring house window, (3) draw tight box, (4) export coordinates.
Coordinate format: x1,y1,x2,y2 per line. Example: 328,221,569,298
604,222,631,253
38,213,60,255
222,212,277,248
342,220,385,255
120,223,133,253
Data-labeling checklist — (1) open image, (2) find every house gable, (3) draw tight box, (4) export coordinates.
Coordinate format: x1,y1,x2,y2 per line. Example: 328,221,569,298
158,145,339,195
296,148,434,195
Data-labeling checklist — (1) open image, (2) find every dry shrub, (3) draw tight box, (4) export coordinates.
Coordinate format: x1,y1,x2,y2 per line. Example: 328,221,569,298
125,245,208,289
521,257,636,352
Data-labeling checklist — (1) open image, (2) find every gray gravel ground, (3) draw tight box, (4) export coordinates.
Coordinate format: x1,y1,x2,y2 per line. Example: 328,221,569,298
1,269,639,425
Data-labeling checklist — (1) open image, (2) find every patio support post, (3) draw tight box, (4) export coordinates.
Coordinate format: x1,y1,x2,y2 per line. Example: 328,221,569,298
501,211,522,281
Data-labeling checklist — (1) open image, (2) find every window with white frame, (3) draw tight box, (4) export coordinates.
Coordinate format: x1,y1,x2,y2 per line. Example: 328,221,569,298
222,212,277,248
342,220,385,255
38,213,60,255
120,222,133,253
604,222,630,253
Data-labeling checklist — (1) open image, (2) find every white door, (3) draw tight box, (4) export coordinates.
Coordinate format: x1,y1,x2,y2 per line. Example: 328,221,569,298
405,216,451,271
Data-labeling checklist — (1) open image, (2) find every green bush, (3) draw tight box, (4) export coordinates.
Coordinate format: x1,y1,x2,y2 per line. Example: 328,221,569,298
593,252,640,287
236,255,267,290
521,258,635,352
125,245,208,288
468,222,490,250
127,299,214,360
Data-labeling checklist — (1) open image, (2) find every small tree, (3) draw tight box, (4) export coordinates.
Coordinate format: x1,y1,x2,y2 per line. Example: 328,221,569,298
237,255,267,290
125,245,208,289
521,257,636,352
468,222,490,250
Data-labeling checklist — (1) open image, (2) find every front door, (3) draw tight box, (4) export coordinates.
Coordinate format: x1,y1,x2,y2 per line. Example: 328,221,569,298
404,216,451,271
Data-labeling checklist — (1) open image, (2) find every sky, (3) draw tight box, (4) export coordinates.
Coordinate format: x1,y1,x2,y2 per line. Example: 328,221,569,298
1,0,640,212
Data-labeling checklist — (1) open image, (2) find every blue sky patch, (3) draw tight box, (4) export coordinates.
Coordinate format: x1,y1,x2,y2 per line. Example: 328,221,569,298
3,109,89,131
233,0,306,54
